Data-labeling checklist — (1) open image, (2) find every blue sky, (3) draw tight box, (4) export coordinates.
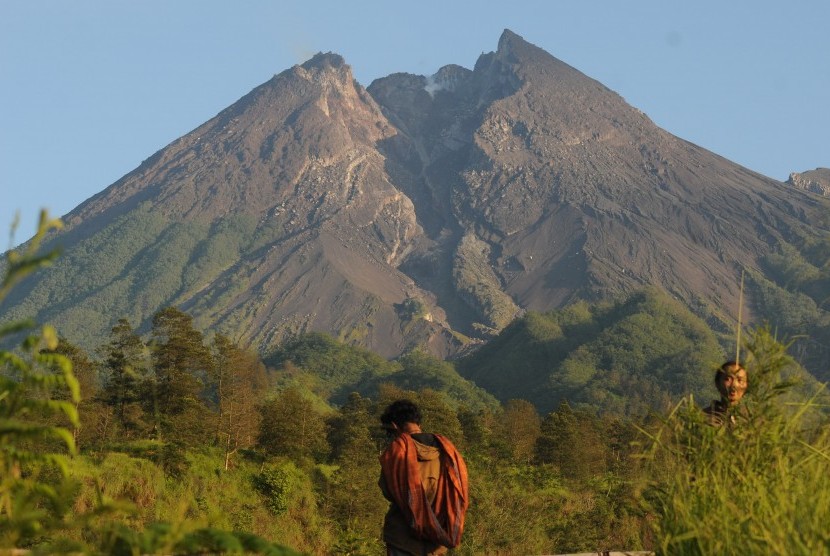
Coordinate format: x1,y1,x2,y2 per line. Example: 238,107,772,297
1,0,828,247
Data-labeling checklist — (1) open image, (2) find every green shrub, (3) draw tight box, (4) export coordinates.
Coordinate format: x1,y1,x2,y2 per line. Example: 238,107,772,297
0,212,82,549
254,464,292,516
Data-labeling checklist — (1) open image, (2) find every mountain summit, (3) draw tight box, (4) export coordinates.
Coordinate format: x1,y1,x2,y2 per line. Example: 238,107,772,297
3,30,828,361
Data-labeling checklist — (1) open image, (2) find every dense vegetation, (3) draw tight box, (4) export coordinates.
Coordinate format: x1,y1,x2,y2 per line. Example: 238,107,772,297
457,289,725,415
2,214,829,554
756,232,830,382
0,208,261,351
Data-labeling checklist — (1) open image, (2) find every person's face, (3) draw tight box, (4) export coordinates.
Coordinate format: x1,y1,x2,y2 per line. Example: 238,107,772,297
717,367,748,406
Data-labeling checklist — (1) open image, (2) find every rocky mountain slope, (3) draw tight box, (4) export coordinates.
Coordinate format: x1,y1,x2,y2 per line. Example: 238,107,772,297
787,168,830,196
3,30,828,362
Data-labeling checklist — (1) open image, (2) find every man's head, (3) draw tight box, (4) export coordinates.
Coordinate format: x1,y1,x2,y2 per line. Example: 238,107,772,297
380,399,421,433
715,361,748,406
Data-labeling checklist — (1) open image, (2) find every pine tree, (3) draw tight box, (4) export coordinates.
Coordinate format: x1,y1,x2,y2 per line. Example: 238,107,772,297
257,387,329,461
101,318,147,437
500,398,540,464
149,307,215,445
212,334,268,469
536,401,606,478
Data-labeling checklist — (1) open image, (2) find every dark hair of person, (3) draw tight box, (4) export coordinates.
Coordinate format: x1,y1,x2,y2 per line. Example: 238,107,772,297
715,360,745,383
380,399,422,428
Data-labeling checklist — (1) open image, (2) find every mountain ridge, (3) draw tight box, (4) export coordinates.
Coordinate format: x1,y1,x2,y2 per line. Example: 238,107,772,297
3,30,828,370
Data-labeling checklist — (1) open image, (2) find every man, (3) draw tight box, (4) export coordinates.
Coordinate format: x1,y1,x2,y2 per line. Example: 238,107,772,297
703,360,748,426
378,399,469,556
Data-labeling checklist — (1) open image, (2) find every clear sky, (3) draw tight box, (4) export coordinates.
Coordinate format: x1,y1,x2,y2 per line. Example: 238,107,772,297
1,0,828,247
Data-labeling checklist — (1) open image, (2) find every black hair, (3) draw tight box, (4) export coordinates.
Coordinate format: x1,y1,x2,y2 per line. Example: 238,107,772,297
715,360,746,383
380,399,422,428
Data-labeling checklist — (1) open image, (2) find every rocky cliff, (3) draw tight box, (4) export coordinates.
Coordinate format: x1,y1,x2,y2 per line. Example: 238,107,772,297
787,168,830,197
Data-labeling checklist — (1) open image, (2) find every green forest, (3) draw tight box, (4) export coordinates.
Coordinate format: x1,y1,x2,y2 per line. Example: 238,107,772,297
2,215,830,555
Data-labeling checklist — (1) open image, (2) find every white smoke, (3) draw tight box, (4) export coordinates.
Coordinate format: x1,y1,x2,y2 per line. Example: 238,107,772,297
423,74,447,98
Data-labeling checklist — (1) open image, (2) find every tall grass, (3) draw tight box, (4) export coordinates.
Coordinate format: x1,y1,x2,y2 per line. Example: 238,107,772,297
640,328,830,554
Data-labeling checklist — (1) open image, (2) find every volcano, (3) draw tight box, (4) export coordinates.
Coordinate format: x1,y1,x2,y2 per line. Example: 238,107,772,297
3,30,828,362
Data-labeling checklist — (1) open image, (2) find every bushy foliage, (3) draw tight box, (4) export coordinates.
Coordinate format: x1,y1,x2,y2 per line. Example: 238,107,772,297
103,523,302,556
0,213,84,549
267,332,399,401
323,394,388,552
762,240,830,304
459,289,723,414
258,387,330,461
254,464,294,516
361,350,499,411
758,231,830,381
748,267,830,382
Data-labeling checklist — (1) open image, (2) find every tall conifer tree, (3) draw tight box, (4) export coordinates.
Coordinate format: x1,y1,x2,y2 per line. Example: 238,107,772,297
102,318,146,435
149,307,214,444
212,334,268,469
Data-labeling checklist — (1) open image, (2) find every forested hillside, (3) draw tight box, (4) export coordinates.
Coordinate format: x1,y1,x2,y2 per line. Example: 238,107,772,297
2,216,830,554
458,289,723,414
754,227,830,382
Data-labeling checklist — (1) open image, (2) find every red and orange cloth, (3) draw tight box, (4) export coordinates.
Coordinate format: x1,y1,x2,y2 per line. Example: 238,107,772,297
379,432,469,550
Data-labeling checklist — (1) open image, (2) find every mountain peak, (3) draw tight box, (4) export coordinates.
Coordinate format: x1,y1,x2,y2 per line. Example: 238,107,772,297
302,52,347,71
491,28,583,81
495,29,554,63
295,51,354,86
497,28,525,51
